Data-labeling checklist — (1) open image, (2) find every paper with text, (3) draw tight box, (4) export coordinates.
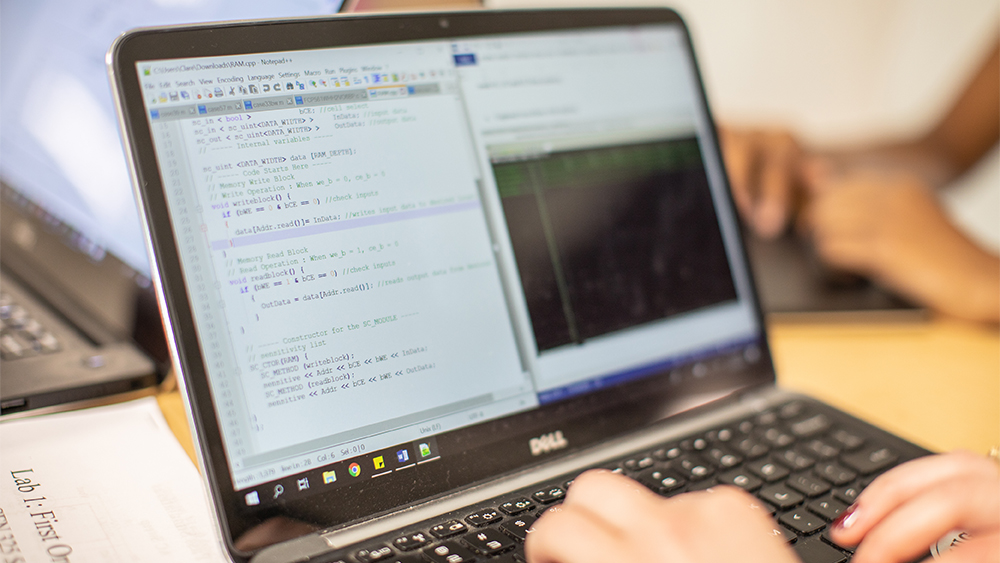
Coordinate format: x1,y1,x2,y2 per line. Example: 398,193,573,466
0,398,228,563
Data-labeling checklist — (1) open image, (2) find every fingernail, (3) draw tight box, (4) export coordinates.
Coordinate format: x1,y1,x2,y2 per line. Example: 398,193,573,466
832,504,859,530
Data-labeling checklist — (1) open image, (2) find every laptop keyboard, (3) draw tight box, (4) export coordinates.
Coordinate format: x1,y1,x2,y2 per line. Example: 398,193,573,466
315,400,916,563
0,291,61,360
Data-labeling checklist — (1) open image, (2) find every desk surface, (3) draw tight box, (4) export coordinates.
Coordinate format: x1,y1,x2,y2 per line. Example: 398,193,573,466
157,317,1000,467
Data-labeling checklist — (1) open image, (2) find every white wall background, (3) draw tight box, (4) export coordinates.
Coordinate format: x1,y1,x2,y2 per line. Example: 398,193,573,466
484,0,999,148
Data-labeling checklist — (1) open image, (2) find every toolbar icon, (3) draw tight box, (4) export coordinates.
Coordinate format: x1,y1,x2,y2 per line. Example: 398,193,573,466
419,443,431,458
297,477,310,491
373,456,385,470
349,463,361,477
244,491,260,506
273,484,284,499
323,470,337,484
397,449,409,463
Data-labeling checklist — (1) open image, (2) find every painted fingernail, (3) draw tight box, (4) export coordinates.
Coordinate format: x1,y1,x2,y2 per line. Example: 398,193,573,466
832,504,859,530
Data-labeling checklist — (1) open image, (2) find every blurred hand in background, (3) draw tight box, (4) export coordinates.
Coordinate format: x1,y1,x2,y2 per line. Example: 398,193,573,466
720,42,999,323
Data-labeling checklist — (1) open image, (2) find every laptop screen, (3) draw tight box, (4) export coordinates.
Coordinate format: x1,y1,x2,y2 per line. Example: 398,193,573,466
116,11,772,550
0,0,343,276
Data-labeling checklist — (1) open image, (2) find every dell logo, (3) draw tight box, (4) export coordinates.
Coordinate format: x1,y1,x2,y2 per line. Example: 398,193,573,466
530,430,568,456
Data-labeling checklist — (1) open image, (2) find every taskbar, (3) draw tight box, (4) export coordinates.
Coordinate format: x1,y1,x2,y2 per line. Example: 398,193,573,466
239,436,440,509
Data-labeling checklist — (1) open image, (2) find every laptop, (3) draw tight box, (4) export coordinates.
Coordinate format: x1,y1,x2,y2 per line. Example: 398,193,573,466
108,9,932,563
0,0,346,417
745,234,925,321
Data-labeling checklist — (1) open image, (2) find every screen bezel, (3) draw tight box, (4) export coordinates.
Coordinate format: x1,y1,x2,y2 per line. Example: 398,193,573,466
109,8,776,559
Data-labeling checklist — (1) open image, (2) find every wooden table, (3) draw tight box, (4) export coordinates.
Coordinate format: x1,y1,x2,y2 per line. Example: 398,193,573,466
772,317,999,454
158,317,1000,466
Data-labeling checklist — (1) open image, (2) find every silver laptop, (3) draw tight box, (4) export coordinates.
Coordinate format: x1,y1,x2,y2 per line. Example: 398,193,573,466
109,9,930,563
0,0,345,417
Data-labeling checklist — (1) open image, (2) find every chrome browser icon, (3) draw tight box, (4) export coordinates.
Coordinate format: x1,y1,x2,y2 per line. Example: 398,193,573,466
348,463,361,477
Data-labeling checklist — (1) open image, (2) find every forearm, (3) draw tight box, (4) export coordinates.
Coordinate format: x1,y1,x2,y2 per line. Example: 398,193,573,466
815,139,959,189
819,41,1000,188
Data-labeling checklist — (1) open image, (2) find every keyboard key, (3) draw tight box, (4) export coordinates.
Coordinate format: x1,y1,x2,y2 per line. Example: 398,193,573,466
424,542,477,563
0,334,25,358
842,445,898,474
756,411,779,426
735,436,770,459
775,449,816,470
760,428,796,448
821,528,855,553
787,473,831,497
36,332,60,353
800,439,840,460
622,456,654,472
814,462,857,486
749,498,778,516
758,484,804,509
382,556,422,563
637,468,685,494
706,427,735,443
392,532,429,551
670,454,714,480
430,520,468,539
808,498,848,522
681,438,709,451
686,478,717,492
780,510,826,535
653,445,683,461
21,318,44,338
531,487,565,504
779,401,806,419
830,429,865,451
705,446,742,468
793,537,847,563
5,305,27,329
355,545,394,562
465,509,502,527
768,524,797,544
790,414,831,438
540,502,563,516
832,484,862,505
499,515,537,541
747,458,790,482
718,469,762,492
498,498,534,516
463,528,515,555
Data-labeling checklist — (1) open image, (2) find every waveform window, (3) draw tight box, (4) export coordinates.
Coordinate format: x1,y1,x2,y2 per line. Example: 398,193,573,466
493,138,738,353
